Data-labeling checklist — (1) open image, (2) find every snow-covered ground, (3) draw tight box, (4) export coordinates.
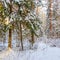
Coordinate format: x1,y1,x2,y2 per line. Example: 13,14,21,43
0,39,60,60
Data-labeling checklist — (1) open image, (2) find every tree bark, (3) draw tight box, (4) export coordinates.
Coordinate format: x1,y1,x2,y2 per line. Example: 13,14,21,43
49,0,52,31
8,29,12,48
8,0,12,48
31,32,34,46
20,22,23,50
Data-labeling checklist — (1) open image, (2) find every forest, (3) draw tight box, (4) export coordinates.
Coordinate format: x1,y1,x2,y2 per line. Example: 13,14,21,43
0,0,60,60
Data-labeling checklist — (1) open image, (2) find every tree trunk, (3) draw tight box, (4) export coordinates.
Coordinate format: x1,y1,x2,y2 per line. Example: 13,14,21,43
49,0,52,31
8,0,12,48
8,29,12,48
31,32,34,46
20,22,23,50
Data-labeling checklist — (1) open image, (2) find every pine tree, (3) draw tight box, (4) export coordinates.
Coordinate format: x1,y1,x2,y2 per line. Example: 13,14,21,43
0,0,41,50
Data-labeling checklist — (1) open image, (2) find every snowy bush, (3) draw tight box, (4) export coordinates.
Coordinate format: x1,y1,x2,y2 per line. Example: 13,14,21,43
37,42,48,50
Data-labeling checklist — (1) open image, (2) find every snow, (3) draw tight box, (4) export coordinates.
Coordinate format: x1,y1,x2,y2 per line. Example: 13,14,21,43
0,41,60,60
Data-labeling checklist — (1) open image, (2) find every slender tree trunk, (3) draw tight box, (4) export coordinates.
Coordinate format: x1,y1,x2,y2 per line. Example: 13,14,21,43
8,0,12,48
49,0,52,31
8,29,12,48
31,32,34,46
20,22,23,50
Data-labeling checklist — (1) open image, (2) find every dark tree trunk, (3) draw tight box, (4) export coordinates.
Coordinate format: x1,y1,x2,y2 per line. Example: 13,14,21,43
8,29,12,48
31,32,34,46
8,0,12,48
20,22,23,50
